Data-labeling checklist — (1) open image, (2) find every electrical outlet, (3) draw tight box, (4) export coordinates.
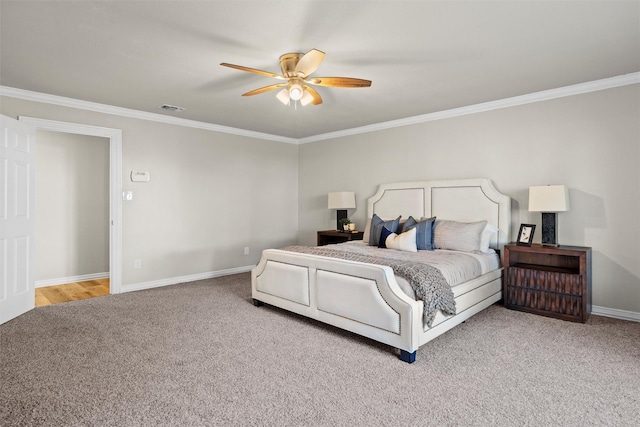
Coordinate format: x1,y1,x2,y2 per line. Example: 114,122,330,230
244,247,250,255
134,259,142,269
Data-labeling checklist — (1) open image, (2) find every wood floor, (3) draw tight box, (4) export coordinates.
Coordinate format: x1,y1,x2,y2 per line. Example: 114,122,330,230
35,278,110,307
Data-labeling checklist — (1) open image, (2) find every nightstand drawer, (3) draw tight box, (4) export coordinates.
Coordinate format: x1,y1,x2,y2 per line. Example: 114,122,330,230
507,267,583,295
506,267,584,319
505,285,583,318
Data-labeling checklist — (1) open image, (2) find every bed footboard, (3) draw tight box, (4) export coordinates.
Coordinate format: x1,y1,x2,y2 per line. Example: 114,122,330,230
251,249,423,360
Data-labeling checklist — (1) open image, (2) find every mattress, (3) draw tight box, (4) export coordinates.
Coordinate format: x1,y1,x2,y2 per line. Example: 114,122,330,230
332,241,500,299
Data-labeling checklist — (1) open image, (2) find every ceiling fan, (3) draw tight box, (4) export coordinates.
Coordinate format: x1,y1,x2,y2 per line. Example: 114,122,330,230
220,49,371,106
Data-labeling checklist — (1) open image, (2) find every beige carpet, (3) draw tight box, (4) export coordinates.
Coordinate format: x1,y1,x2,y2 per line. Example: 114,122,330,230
1,273,638,426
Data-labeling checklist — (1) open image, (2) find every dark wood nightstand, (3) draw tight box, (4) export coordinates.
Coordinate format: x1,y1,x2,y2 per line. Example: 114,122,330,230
317,230,364,246
503,243,592,323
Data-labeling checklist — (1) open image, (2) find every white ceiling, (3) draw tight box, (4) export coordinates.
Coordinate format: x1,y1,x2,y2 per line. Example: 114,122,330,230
1,1,639,139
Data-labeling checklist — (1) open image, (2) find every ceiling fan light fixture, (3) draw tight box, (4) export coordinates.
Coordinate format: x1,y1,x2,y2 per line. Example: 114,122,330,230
289,81,303,101
300,90,314,106
221,48,371,107
276,88,290,104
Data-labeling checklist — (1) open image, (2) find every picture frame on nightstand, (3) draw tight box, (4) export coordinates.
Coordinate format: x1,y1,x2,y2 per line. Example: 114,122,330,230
516,224,535,246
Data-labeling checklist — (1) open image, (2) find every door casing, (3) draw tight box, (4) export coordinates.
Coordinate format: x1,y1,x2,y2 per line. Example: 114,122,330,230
19,117,122,294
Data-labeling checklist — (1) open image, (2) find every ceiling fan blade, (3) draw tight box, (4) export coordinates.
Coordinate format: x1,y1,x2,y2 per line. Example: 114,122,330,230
220,63,284,80
304,86,323,105
306,77,372,88
242,83,287,96
294,49,325,77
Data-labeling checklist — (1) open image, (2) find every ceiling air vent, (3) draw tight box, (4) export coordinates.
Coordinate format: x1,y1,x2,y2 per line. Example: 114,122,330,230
159,104,185,112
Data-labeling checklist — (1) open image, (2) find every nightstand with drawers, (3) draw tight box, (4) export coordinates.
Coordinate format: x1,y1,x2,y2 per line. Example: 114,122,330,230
503,243,592,323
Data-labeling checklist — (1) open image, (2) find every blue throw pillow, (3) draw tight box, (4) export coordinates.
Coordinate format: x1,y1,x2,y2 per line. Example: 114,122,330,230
402,216,436,250
369,214,401,246
378,226,394,248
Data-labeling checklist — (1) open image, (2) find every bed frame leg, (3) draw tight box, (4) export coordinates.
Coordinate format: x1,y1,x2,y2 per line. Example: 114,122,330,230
252,298,264,307
399,350,416,363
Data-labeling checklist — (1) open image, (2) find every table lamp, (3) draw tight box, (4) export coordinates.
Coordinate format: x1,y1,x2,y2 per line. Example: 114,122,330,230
528,185,570,246
328,192,356,231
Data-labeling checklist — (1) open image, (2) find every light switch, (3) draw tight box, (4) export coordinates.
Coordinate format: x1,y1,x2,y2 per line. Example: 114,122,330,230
123,191,133,201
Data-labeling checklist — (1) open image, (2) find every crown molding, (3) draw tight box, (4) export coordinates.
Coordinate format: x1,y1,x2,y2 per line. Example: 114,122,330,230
297,72,640,144
2,72,638,145
0,86,298,144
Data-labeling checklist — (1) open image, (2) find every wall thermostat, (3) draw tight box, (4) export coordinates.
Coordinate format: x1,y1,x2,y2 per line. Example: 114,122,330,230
130,170,150,182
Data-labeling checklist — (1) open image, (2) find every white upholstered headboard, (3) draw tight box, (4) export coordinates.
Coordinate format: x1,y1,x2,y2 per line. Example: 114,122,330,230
367,178,511,248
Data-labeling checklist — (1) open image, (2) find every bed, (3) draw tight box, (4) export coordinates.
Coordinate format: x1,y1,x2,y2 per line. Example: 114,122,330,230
251,178,511,363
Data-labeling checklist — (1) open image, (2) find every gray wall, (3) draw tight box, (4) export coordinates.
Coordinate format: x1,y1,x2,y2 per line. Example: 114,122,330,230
35,130,109,282
298,84,640,314
1,96,299,289
120,119,298,285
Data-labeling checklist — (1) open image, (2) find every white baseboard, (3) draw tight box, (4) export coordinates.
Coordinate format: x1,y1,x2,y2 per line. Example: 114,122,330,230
35,272,109,288
121,265,254,293
592,305,640,323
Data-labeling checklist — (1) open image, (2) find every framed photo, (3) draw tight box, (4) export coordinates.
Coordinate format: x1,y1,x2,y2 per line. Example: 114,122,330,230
517,224,535,246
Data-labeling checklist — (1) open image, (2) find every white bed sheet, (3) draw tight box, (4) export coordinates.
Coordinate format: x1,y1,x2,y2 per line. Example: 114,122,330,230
330,241,500,299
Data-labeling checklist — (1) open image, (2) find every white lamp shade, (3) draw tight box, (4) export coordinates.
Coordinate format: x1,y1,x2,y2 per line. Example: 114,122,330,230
528,185,570,212
276,88,290,105
328,192,356,209
300,90,314,106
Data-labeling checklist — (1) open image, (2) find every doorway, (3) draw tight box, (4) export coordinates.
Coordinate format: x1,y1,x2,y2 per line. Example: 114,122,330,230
35,130,110,305
19,117,122,295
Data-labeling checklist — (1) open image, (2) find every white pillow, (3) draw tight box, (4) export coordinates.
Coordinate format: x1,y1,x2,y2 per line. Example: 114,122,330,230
480,224,499,253
362,218,372,243
433,219,488,252
385,227,418,253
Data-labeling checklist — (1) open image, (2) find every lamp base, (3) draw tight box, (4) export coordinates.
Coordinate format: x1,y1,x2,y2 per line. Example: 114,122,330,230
541,212,558,246
336,209,347,231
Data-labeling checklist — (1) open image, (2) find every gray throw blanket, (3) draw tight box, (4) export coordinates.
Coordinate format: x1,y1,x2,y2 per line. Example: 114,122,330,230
281,246,456,327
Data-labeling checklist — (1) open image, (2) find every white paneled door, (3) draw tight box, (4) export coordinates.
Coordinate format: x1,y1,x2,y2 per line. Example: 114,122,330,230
0,114,35,325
